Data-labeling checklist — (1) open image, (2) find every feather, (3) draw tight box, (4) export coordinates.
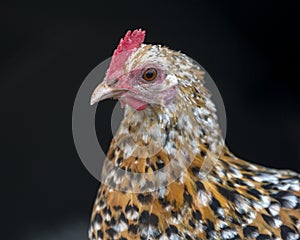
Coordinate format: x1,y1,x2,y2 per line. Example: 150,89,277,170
89,30,300,239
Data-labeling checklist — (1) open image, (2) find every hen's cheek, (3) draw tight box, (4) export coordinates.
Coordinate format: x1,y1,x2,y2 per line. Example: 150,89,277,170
120,95,148,111
136,104,147,111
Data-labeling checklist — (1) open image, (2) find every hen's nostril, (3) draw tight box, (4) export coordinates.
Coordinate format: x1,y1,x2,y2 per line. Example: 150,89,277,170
107,78,118,87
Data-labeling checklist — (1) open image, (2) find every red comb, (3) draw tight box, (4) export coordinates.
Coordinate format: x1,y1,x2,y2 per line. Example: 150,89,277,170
106,29,146,80
113,29,146,56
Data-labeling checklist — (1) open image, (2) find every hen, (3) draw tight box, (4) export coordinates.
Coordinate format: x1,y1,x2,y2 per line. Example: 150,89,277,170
89,29,300,240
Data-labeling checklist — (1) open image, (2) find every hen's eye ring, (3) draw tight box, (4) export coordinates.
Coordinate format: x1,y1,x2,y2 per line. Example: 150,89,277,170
142,68,157,81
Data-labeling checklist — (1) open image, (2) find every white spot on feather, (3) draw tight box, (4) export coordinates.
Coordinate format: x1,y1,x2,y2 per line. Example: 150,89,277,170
221,229,237,239
252,173,279,184
268,203,280,216
112,220,128,232
197,190,211,206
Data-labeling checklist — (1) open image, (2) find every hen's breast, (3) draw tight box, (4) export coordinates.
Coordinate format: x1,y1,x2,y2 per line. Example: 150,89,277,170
89,143,300,239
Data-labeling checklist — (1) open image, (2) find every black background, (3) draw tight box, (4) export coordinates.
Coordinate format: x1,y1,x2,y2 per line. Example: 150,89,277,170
1,1,299,239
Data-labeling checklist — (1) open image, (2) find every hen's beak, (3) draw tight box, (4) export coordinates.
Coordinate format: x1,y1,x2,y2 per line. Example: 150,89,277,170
90,81,127,105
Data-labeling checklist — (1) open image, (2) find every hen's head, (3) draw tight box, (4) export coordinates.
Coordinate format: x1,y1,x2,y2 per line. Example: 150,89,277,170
90,29,207,113
90,29,224,181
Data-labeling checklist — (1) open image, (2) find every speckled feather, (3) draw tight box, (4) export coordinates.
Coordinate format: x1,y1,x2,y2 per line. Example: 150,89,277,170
89,34,300,240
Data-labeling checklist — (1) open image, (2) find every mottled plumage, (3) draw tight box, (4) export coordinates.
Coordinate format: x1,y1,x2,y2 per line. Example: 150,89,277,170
89,29,300,240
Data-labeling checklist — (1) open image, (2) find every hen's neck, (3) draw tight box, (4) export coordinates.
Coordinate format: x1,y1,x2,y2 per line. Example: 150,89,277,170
101,100,224,192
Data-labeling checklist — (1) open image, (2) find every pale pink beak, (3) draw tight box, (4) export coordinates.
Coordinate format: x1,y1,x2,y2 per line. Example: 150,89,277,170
90,81,128,105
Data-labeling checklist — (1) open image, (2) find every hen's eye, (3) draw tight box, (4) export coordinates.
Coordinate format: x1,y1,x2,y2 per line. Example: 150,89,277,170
142,68,157,81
